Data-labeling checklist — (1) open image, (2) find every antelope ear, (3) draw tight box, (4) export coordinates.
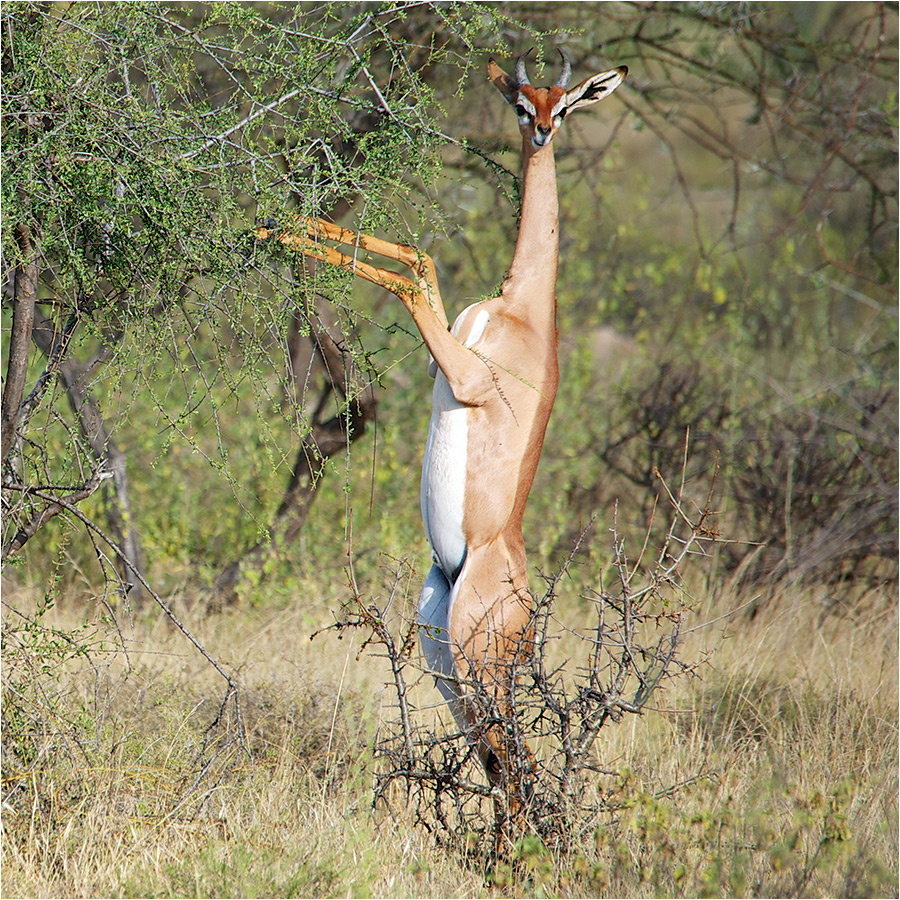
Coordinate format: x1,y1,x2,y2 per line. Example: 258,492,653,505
488,59,519,104
564,66,627,112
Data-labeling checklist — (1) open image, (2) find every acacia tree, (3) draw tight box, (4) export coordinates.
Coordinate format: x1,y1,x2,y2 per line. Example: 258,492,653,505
1,1,494,604
2,0,506,816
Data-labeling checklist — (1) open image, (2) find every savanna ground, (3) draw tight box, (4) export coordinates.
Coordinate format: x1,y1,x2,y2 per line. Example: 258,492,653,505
2,550,897,897
2,2,898,897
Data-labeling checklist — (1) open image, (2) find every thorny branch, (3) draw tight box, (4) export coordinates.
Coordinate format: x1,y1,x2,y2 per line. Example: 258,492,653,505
324,454,721,854
2,468,112,556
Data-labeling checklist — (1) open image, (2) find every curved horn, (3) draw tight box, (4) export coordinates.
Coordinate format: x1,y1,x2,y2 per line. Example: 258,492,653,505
556,49,572,89
515,49,533,87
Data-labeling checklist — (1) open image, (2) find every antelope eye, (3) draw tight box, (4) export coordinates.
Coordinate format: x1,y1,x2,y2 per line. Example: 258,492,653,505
514,104,528,118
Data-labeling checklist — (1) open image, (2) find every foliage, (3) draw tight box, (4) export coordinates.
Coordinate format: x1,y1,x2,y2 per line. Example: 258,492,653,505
3,1,895,595
2,588,99,770
0,0,506,581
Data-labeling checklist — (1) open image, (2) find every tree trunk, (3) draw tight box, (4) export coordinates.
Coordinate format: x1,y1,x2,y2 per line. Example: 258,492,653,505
1,224,38,466
30,308,146,606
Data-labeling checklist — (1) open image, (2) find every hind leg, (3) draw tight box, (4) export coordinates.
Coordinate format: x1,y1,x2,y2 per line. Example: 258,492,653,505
448,546,537,815
418,562,464,715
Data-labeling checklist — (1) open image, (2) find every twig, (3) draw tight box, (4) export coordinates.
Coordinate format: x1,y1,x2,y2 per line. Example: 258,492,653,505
1,484,245,729
178,88,302,160
2,467,112,556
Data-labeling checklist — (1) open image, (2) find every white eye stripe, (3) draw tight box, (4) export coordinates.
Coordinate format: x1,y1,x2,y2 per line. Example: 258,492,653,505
550,98,568,117
515,95,536,116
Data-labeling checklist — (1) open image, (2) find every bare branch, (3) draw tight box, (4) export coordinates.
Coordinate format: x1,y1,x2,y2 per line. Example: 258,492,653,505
2,466,111,556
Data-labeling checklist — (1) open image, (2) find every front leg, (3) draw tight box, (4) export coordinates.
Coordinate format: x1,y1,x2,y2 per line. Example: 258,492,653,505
264,218,495,406
304,220,449,331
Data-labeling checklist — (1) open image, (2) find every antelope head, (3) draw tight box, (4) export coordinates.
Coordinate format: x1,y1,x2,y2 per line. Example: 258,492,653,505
488,49,627,149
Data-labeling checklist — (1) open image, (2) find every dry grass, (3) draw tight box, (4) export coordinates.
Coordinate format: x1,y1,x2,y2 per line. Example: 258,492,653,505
2,574,897,898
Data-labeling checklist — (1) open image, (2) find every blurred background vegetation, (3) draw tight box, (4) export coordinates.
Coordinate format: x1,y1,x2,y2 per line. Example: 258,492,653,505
2,2,897,896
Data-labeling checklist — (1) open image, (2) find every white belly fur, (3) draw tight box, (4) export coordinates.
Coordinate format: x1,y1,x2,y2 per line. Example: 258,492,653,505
419,304,489,580
420,371,468,578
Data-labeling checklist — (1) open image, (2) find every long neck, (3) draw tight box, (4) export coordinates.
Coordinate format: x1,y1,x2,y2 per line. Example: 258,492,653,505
505,139,560,300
